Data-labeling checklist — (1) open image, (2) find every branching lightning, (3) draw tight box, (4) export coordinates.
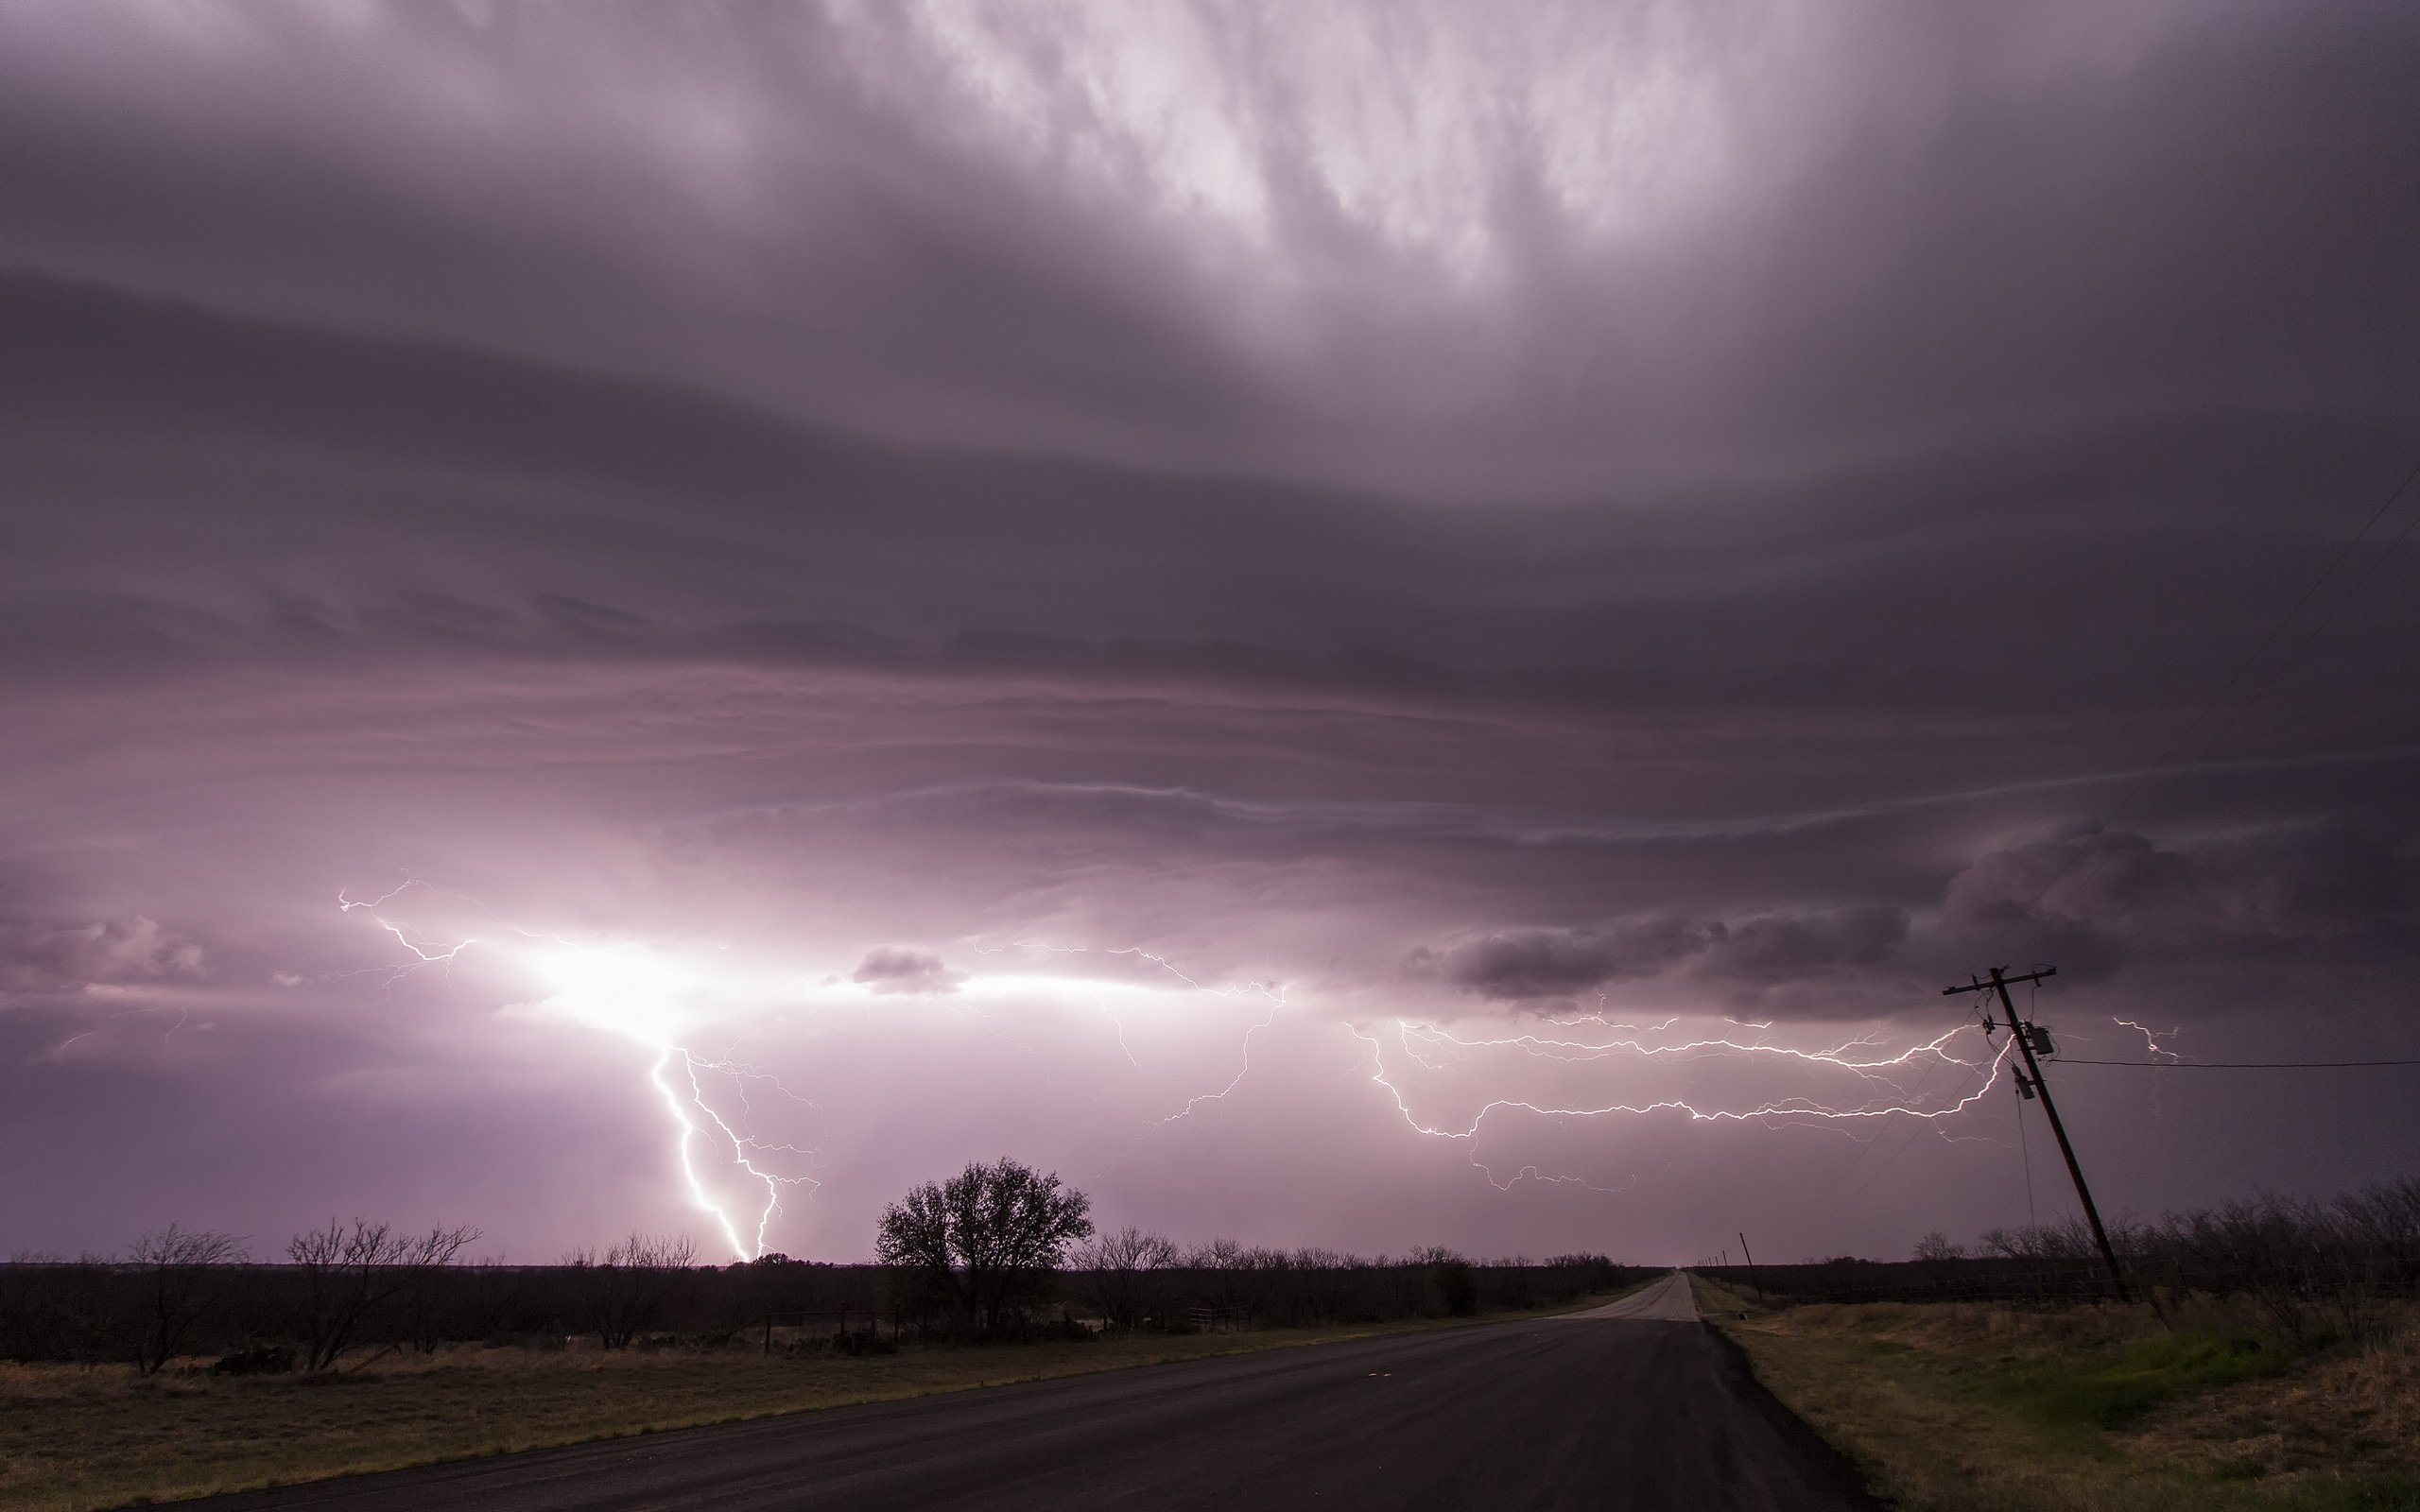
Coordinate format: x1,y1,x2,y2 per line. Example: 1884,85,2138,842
2114,1017,2184,1061
341,885,2046,1239
339,882,815,1261
1350,1015,2021,1190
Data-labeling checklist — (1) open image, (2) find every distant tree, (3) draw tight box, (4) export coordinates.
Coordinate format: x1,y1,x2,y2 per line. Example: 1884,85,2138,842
876,1158,1093,1336
1184,1236,1245,1269
288,1218,480,1371
563,1232,699,1349
126,1225,248,1374
1911,1231,1966,1264
1073,1226,1179,1332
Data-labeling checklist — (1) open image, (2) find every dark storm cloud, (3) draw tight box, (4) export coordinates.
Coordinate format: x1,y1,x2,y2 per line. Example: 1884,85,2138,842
1419,905,1909,1003
1938,821,2420,979
2,3,2415,492
1416,917,1717,1000
4,0,2420,1259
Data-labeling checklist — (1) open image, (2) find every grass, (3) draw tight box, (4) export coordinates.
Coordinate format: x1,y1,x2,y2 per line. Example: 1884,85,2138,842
1980,1329,2299,1435
1692,1276,2420,1512
0,1292,1637,1512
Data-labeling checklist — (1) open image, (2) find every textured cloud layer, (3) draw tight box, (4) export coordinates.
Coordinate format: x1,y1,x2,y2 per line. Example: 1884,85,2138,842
4,0,2417,1263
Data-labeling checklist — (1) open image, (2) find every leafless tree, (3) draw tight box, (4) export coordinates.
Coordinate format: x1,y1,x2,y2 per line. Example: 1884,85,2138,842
876,1158,1093,1336
563,1232,699,1348
126,1225,247,1374
1073,1226,1178,1332
288,1218,480,1371
1911,1231,1966,1263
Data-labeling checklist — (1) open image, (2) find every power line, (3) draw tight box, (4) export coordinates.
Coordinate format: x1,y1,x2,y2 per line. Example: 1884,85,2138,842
2052,1057,2420,1069
1945,966,2129,1301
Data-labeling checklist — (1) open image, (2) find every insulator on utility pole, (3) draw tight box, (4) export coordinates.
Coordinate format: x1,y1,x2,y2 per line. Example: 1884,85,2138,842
1944,965,2133,1305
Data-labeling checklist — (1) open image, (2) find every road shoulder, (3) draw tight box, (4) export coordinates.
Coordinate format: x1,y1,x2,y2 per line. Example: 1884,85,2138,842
1687,1274,2420,1512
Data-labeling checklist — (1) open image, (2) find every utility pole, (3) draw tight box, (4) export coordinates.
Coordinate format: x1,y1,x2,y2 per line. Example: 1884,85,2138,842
1943,966,2132,1303
1737,1231,1764,1302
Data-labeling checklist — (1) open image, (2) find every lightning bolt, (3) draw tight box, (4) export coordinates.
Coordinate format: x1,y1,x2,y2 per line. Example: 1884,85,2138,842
341,889,2037,1233
2113,1017,2184,1061
339,882,814,1261
1350,1016,2020,1190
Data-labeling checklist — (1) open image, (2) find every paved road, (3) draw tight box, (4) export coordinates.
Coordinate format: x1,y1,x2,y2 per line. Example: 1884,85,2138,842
201,1276,1871,1512
1562,1268,1700,1321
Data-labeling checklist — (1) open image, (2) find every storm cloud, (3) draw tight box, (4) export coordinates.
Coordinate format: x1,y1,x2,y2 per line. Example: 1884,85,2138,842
3,0,2417,1264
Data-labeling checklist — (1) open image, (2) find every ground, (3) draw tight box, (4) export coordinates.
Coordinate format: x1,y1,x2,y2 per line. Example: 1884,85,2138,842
1694,1276,2420,1512
0,1297,1629,1512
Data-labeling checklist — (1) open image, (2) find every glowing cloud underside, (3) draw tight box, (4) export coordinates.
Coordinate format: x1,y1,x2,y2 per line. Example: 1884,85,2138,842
341,885,2023,1256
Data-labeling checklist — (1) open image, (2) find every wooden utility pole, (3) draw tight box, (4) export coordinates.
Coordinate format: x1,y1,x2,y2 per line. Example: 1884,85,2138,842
1943,966,2132,1303
1737,1231,1764,1301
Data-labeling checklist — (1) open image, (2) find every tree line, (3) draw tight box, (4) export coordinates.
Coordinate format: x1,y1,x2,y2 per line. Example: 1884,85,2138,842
1,1158,1646,1367
1701,1173,2420,1343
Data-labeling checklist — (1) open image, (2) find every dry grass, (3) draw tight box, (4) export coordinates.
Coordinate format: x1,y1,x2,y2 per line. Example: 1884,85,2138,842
0,1296,1624,1512
2125,1327,2420,1484
1693,1276,2420,1512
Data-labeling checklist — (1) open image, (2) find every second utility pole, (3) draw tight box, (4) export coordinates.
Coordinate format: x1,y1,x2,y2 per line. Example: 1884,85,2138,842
1943,966,2133,1304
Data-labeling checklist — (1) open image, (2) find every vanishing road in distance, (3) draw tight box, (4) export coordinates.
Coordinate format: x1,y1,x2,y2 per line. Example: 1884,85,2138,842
202,1272,1873,1512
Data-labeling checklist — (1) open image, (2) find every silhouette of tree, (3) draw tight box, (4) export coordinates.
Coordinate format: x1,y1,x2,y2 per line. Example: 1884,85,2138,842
1073,1226,1178,1332
288,1217,480,1371
126,1224,247,1374
562,1232,699,1348
876,1158,1093,1336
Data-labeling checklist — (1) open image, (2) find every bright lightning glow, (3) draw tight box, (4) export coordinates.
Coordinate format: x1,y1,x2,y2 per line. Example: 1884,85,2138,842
1350,1016,2021,1190
2114,1017,2184,1061
341,884,2038,1240
340,883,813,1261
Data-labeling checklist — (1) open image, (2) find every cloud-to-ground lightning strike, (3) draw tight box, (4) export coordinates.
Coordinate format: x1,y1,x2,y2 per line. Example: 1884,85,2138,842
339,884,814,1260
344,888,2050,1230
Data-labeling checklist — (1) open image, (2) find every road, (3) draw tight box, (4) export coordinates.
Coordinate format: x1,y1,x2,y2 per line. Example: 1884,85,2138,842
200,1274,1872,1511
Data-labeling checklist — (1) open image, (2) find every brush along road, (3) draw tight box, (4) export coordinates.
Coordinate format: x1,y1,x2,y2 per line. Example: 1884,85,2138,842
198,1274,1871,1512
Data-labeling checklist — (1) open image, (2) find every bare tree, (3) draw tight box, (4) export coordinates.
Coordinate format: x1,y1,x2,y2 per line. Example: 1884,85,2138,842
1911,1231,1966,1263
1073,1226,1178,1332
288,1218,480,1371
126,1225,248,1374
876,1158,1093,1336
564,1232,699,1349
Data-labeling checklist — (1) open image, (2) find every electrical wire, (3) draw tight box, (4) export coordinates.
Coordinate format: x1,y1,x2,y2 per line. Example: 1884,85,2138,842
2050,1057,2420,1069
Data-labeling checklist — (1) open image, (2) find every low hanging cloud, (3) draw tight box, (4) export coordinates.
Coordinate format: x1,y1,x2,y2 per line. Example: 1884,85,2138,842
1424,819,2419,1008
1939,821,2420,975
849,947,965,997
0,917,205,996
1419,905,1909,1003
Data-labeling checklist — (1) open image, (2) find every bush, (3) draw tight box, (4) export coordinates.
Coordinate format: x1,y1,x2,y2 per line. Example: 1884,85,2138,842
210,1341,296,1376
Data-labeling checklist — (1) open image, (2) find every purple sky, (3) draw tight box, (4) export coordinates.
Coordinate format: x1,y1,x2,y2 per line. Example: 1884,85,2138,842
5,1,2418,1266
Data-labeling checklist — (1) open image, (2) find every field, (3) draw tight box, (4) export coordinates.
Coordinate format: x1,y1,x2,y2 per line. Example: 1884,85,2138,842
0,1295,1632,1512
1695,1276,2420,1511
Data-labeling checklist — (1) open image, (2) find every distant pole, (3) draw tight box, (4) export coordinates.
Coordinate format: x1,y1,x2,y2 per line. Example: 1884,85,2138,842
1943,966,2132,1303
1737,1232,1763,1301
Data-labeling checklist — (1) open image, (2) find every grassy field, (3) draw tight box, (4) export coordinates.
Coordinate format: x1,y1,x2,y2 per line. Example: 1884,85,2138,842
0,1293,1637,1512
1692,1275,2420,1512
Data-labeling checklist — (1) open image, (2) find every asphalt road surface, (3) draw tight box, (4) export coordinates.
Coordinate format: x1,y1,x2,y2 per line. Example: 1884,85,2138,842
1560,1268,1702,1321
201,1274,1872,1512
